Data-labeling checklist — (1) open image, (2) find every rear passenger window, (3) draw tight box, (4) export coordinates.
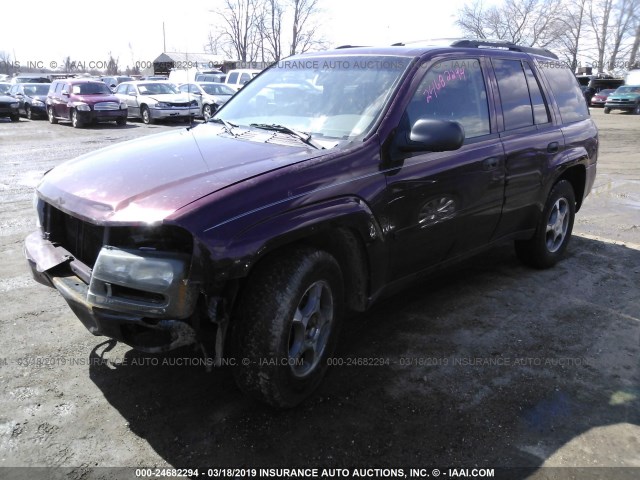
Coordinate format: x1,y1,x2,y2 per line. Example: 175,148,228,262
406,58,490,139
538,62,589,123
523,62,550,124
493,59,534,130
228,72,239,84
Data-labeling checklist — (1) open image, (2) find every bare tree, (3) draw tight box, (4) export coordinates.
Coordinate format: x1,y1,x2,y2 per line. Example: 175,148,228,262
554,0,588,70
289,0,326,55
259,0,284,61
588,0,615,72
204,29,224,56
106,52,119,75
630,21,640,67
0,51,17,76
606,0,638,70
456,0,565,47
216,0,261,62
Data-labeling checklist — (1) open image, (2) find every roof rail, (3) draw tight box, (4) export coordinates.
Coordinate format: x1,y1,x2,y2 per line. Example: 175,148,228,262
451,39,558,59
335,45,369,49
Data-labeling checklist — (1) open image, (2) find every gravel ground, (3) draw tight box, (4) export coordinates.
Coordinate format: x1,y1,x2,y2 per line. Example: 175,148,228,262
0,110,638,480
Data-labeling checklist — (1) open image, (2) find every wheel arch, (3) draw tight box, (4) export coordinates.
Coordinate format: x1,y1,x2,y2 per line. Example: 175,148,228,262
556,164,586,212
206,197,382,314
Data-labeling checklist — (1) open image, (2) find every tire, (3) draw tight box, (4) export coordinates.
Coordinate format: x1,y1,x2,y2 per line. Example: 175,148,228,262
515,180,576,269
231,248,344,408
47,107,58,124
71,109,83,128
25,105,32,120
603,107,610,114
10,114,19,122
634,104,640,115
141,105,153,124
116,116,126,126
203,104,213,121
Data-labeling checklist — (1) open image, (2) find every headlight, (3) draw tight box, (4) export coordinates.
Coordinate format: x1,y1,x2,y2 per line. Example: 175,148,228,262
190,100,198,107
119,102,127,109
156,102,170,108
10,102,19,108
87,246,195,318
76,103,91,111
32,100,45,106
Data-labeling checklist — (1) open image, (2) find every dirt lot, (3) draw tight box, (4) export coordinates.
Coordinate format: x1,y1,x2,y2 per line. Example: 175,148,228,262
0,110,638,479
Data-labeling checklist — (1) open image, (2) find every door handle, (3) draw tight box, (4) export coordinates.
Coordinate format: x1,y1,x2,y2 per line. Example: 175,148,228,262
482,157,499,170
547,142,559,153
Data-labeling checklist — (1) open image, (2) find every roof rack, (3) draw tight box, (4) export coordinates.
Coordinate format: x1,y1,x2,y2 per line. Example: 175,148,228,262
335,45,369,49
451,39,558,59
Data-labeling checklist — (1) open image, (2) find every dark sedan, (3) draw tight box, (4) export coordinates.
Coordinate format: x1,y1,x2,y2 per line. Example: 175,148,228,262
0,95,20,121
9,83,50,119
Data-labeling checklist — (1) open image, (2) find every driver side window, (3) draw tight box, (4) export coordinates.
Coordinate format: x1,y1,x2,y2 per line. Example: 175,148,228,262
406,58,490,139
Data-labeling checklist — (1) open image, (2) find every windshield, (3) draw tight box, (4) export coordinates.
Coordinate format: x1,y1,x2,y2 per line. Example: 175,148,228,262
138,83,178,95
72,83,112,95
201,83,234,95
24,84,50,95
0,84,10,94
215,55,412,141
615,86,640,94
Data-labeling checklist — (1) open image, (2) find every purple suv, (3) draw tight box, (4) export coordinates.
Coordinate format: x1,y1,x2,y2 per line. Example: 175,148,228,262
46,79,128,127
26,40,598,407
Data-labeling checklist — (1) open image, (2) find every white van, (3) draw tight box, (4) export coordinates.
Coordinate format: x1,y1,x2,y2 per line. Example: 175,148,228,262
626,69,640,85
169,68,223,86
224,69,261,91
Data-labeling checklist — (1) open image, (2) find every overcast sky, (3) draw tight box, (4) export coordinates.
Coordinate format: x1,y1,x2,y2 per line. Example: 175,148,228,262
0,0,467,70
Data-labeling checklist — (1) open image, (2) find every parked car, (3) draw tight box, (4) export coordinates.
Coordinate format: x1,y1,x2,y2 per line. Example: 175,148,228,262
10,74,51,84
224,69,261,91
576,75,624,105
604,85,640,114
115,81,199,124
99,76,133,92
590,88,616,107
195,72,226,83
9,83,50,119
46,79,128,127
178,82,235,120
0,82,11,94
140,75,168,81
0,95,20,121
25,40,597,407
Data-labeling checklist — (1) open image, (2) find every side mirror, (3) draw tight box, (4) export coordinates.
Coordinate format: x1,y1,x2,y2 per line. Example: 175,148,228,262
399,119,465,152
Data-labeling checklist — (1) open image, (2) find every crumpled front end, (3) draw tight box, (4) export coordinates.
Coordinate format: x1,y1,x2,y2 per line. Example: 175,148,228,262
24,199,200,353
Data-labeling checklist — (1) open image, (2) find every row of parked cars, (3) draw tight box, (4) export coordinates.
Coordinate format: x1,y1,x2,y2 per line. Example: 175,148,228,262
0,78,237,126
0,68,259,126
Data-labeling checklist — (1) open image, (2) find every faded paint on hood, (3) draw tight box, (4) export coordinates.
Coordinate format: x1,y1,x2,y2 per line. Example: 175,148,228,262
37,123,323,225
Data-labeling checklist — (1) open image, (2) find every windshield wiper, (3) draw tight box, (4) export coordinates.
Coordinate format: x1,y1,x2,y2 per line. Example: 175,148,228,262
209,118,238,135
249,123,324,150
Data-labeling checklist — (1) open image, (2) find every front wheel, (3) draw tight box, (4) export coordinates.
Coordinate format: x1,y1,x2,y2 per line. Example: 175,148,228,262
603,107,611,114
25,105,32,120
116,116,126,126
10,114,19,122
71,109,83,128
231,248,344,408
141,106,153,124
515,180,576,269
634,104,640,115
203,104,213,121
47,107,58,124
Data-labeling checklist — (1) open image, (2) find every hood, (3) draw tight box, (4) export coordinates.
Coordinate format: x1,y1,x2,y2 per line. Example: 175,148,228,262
145,94,191,103
0,95,16,102
37,123,324,225
609,93,640,100
73,94,121,104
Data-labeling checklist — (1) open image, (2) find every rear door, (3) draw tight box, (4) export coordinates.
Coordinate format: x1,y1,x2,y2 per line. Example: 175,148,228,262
488,57,565,239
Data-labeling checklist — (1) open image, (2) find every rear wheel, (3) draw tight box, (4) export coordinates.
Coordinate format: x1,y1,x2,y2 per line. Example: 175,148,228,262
25,105,32,120
47,107,58,124
231,248,344,408
515,180,576,269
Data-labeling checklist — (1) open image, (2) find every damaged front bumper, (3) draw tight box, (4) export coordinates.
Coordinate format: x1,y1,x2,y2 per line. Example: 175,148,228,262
24,231,199,353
